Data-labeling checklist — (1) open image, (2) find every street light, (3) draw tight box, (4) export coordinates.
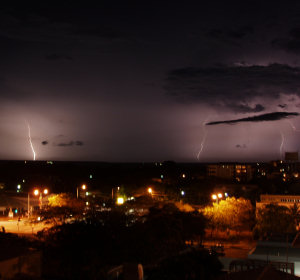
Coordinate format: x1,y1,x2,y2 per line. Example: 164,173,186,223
212,193,223,204
77,184,87,199
34,188,49,209
117,197,124,205
28,187,49,216
147,187,153,194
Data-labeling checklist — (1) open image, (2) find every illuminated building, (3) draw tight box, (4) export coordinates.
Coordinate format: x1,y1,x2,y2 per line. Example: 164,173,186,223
207,163,253,182
257,194,300,209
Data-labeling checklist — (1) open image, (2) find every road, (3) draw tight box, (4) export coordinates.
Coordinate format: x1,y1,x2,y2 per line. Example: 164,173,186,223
203,240,256,259
0,218,49,235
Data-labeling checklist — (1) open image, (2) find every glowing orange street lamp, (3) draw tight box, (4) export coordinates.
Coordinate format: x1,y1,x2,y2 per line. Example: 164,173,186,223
34,188,49,209
147,187,153,195
77,184,87,199
117,197,124,205
212,193,223,204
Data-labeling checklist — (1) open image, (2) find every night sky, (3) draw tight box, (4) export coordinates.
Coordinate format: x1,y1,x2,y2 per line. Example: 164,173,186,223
1,1,300,162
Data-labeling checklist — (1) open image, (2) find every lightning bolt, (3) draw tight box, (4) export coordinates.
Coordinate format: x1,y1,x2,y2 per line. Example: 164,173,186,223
197,117,210,160
279,130,285,160
26,121,36,161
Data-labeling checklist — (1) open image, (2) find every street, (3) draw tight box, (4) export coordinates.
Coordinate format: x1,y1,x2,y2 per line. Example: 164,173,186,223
203,240,256,259
0,218,49,235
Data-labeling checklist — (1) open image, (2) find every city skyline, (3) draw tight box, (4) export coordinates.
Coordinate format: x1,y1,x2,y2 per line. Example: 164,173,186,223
1,1,300,162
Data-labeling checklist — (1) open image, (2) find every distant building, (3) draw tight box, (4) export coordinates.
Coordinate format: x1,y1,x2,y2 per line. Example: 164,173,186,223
257,160,300,182
221,262,300,279
248,234,300,276
256,194,300,209
286,152,299,162
207,163,253,182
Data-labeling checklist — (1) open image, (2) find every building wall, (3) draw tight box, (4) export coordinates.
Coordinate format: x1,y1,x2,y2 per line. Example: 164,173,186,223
257,194,300,209
207,164,253,182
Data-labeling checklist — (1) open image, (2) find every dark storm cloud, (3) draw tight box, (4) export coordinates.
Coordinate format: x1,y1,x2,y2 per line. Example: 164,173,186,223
0,6,127,47
228,104,265,113
236,144,247,148
75,141,83,146
206,112,299,126
278,104,287,109
272,27,300,53
56,140,83,147
205,29,223,39
56,141,74,147
74,26,125,40
227,26,254,39
165,64,300,112
206,26,254,40
45,54,72,61
41,141,48,145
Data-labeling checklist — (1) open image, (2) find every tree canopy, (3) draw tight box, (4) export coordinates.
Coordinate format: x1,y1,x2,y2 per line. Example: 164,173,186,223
203,197,254,232
253,203,297,238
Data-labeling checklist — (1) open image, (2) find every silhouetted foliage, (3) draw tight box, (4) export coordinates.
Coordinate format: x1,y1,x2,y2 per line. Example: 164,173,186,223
253,203,296,238
39,203,208,279
38,193,84,225
146,249,223,280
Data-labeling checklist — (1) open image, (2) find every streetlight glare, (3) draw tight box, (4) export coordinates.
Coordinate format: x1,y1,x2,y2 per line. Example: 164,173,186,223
212,194,217,200
34,189,39,196
43,189,48,195
117,197,124,205
82,184,86,190
147,187,153,194
218,193,223,199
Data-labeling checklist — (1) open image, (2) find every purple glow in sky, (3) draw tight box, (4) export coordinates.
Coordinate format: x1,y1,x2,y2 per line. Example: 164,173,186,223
1,1,300,162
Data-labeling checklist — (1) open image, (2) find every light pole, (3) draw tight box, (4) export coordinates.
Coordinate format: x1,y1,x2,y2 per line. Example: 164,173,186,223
32,188,49,211
112,186,120,201
28,192,30,217
77,184,87,199
40,188,48,209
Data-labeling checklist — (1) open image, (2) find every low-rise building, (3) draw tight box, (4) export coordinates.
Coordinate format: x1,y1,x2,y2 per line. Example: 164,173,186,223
256,194,300,209
207,163,253,182
248,234,300,276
